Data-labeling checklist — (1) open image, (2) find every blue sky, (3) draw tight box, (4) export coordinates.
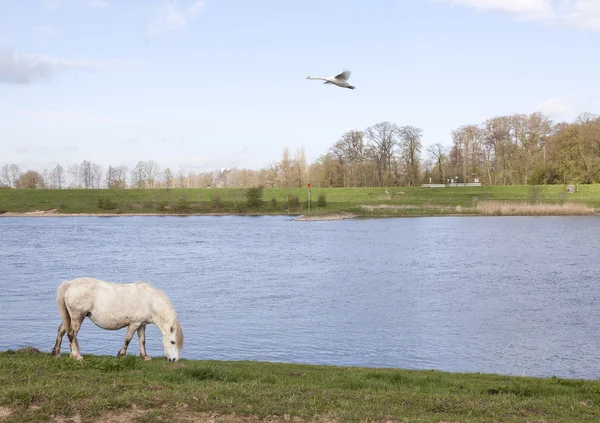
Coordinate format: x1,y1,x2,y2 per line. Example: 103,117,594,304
1,0,599,173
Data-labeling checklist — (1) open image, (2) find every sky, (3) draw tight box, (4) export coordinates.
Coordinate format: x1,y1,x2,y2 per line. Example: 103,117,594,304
1,0,599,174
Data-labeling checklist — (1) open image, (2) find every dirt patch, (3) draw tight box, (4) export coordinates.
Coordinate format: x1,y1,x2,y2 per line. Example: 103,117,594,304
55,414,82,423
17,346,41,354
0,407,11,421
4,209,58,216
295,212,358,221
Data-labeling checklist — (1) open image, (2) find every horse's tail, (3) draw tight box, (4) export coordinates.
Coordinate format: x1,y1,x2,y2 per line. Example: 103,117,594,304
56,281,71,334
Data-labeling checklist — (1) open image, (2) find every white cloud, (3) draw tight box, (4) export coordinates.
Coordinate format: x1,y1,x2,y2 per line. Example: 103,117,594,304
535,97,574,117
0,48,145,85
189,1,204,15
0,48,54,84
439,0,600,31
147,1,207,37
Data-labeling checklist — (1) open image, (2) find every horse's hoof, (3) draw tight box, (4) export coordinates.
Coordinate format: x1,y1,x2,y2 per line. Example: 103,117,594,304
71,354,84,360
141,356,152,361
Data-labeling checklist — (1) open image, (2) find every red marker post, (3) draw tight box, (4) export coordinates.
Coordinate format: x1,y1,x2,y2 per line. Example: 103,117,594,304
307,183,311,215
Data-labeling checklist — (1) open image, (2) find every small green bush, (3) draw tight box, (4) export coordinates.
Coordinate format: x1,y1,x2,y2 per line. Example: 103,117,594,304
287,195,301,211
211,192,222,209
97,197,118,210
246,186,264,209
175,196,191,213
317,193,327,207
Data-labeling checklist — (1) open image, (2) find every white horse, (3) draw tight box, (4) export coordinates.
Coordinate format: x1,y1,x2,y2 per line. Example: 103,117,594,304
51,277,184,362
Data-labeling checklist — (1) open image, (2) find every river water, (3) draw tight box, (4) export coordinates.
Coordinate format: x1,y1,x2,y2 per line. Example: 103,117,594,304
1,215,599,379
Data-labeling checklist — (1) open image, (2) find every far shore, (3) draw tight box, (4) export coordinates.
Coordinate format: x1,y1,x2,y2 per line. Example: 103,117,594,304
1,208,598,219
0,209,359,221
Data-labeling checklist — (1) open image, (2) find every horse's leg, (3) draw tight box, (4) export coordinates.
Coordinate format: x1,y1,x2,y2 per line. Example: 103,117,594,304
67,313,86,360
117,324,140,358
137,324,151,361
51,322,66,358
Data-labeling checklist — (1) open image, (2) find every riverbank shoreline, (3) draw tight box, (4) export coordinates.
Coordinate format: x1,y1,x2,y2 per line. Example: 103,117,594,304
1,186,599,220
1,350,599,423
1,209,598,219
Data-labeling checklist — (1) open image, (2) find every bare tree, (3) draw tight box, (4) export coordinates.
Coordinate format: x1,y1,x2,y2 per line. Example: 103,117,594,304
177,167,185,188
293,146,307,187
398,125,423,186
113,166,128,189
17,170,45,189
1,164,21,188
279,146,292,188
131,161,148,189
105,166,118,189
164,168,173,189
576,112,599,125
427,143,447,183
92,163,103,188
49,164,65,189
365,122,399,185
67,163,81,188
144,160,161,188
265,163,279,188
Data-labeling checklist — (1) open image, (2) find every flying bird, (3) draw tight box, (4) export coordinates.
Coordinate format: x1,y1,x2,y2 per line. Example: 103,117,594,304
306,70,355,90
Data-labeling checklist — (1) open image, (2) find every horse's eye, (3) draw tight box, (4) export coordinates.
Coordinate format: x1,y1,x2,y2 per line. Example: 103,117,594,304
171,341,175,345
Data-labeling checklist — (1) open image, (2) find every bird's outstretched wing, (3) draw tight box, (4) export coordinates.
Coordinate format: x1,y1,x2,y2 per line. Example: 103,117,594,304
335,70,351,81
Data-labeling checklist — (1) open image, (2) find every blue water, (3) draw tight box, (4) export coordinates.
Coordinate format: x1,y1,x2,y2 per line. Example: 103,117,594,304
1,215,599,379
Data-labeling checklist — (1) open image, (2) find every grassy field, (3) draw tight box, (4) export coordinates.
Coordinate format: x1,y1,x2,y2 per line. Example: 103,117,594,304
1,350,600,423
0,185,599,217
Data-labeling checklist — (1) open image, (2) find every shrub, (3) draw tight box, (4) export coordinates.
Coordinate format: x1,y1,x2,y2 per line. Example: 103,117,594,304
246,186,264,209
211,192,222,209
175,196,191,213
287,195,301,211
317,193,327,207
528,185,545,204
97,197,118,210
270,197,278,209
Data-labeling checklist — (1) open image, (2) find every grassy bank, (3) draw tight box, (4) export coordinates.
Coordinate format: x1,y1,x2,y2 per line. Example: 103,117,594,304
0,185,599,217
1,350,600,423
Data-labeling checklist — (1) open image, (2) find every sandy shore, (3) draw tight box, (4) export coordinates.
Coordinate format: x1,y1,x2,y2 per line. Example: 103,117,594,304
0,209,359,220
294,212,359,221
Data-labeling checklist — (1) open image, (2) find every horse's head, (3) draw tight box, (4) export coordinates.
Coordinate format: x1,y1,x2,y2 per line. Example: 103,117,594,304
162,319,183,362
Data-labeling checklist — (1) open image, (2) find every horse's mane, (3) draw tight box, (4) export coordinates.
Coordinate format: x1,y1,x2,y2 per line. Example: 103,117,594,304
136,281,184,350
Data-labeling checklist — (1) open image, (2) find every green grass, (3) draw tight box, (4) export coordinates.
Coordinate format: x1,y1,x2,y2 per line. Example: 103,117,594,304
1,351,600,422
0,185,599,217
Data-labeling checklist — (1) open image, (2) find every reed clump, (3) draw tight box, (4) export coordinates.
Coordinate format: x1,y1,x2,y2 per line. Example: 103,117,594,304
475,201,596,216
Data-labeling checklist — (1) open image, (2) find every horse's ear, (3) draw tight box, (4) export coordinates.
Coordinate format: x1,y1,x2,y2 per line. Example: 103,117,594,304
170,326,174,333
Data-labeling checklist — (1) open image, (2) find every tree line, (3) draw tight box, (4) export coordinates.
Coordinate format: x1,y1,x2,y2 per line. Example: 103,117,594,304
2,112,599,190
